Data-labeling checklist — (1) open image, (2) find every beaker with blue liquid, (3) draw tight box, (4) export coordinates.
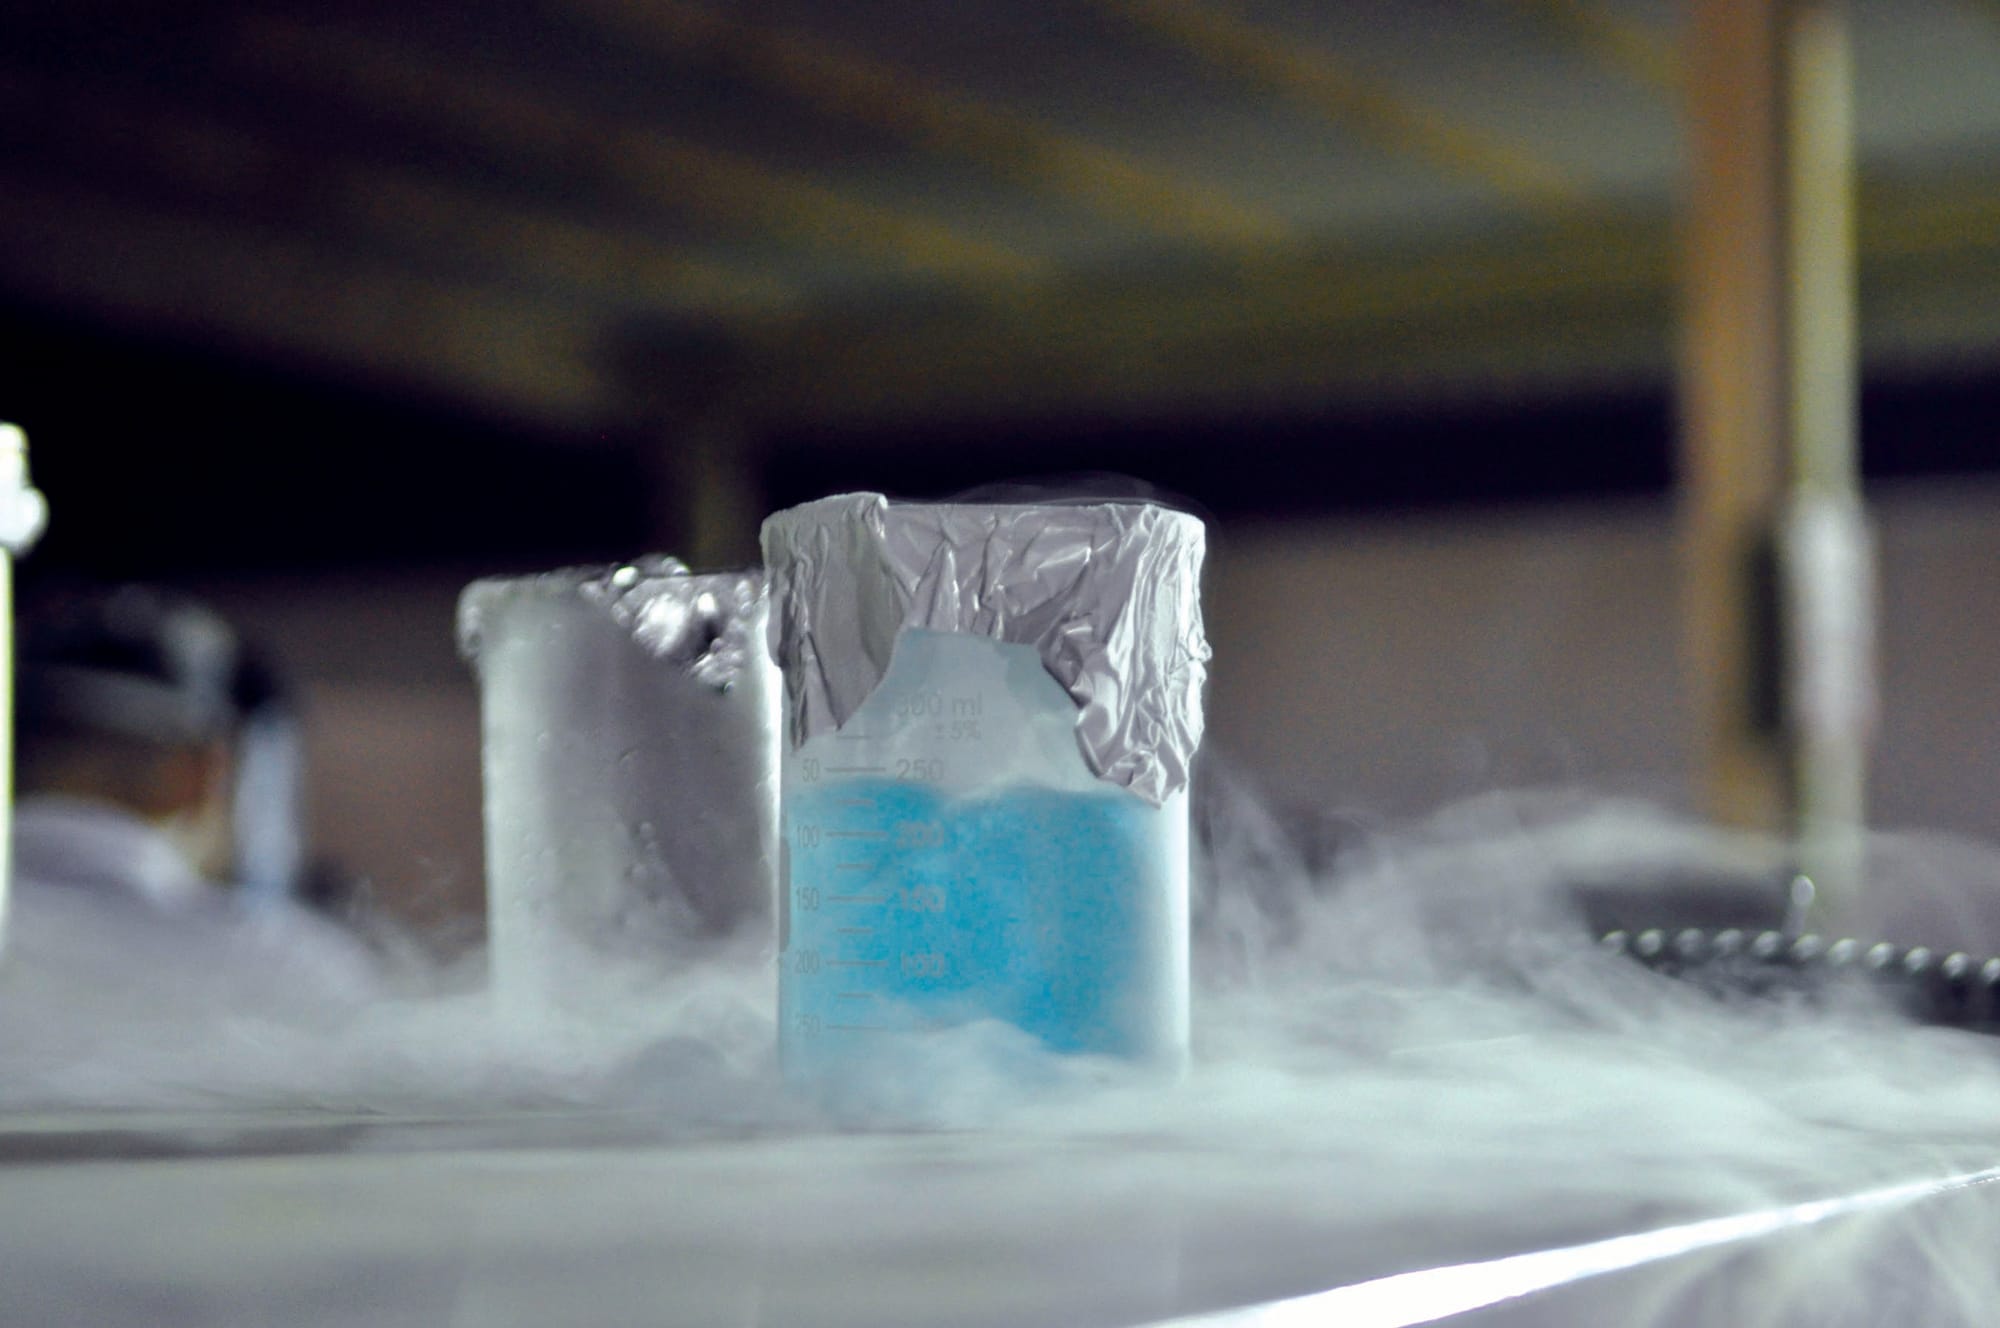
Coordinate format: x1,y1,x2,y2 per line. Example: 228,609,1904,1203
762,495,1208,1080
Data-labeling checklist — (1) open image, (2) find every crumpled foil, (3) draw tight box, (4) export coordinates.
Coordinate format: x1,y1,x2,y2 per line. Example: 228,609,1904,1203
760,493,1209,804
458,556,767,691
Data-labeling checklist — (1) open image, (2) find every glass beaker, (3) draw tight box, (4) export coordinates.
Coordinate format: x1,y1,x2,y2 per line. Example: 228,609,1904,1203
458,558,777,1009
763,495,1208,1080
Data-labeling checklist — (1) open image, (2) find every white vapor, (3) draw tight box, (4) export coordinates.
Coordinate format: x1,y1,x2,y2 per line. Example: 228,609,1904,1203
6,775,2000,1324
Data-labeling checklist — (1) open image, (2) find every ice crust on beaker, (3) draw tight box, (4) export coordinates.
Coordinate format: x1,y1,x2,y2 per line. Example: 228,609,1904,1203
458,558,778,1008
761,495,1207,1077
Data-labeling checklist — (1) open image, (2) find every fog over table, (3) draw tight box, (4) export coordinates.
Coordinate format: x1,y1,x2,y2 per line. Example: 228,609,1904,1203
3,784,2000,1326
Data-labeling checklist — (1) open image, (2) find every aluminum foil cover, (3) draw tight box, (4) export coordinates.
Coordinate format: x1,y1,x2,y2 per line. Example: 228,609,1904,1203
457,556,768,691
760,493,1208,804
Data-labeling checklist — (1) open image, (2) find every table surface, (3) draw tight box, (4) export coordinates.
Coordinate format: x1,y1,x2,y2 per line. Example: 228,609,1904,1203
1,1108,1995,1328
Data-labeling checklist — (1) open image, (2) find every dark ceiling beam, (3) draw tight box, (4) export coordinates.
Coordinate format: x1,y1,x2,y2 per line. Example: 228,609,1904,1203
13,167,2000,440
1098,0,1590,214
749,173,2000,429
1853,173,2000,369
0,65,796,324
1960,0,2000,30
757,213,1668,427
572,0,1291,248
0,171,609,428
1501,0,1682,93
326,168,796,317
235,15,1047,289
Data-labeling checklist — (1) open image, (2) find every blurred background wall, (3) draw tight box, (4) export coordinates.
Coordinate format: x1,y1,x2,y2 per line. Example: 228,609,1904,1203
151,478,1996,936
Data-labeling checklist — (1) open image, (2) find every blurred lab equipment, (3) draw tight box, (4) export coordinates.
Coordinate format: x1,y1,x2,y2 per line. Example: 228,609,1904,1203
458,558,777,1010
763,493,1209,1078
227,653,309,907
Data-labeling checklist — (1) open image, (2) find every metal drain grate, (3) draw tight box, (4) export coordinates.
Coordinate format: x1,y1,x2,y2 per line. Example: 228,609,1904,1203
1601,927,2000,1032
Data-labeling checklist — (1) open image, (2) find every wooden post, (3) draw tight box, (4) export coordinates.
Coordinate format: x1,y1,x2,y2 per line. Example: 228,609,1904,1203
676,414,764,572
1681,0,1792,839
1780,3,1872,926
1680,0,1872,926
616,323,765,571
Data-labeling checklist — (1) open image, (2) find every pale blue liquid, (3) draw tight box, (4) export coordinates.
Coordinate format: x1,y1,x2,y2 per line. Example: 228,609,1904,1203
780,777,1181,1079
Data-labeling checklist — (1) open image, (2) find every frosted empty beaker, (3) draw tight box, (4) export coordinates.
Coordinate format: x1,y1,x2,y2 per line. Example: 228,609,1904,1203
458,558,777,1007
762,495,1208,1077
